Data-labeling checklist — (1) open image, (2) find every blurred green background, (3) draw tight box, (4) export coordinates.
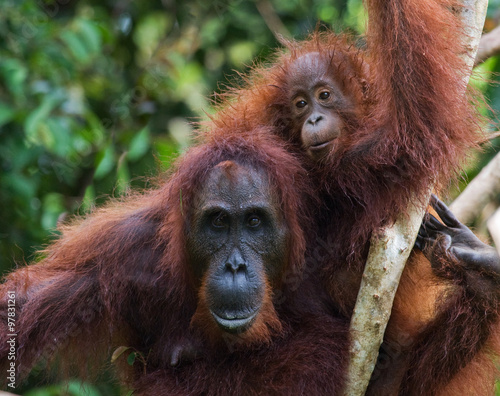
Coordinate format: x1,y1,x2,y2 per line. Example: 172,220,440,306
1,0,500,394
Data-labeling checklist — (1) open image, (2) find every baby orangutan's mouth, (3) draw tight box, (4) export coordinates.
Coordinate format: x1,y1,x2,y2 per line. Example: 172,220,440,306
307,140,334,159
310,140,333,150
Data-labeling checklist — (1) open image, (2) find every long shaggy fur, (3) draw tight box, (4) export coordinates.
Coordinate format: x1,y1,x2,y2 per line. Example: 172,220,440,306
0,127,350,394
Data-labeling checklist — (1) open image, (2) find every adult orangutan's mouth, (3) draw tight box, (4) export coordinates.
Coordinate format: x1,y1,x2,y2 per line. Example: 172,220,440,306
210,309,259,334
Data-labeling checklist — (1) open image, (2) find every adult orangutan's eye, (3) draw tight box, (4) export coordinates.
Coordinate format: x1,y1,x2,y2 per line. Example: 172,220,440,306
212,212,227,228
247,215,261,228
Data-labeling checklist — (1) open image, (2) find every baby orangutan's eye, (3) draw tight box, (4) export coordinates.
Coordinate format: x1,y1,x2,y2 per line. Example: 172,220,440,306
319,91,331,100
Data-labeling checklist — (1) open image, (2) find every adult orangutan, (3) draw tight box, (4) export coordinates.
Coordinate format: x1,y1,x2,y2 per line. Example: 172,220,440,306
0,128,351,395
204,0,500,394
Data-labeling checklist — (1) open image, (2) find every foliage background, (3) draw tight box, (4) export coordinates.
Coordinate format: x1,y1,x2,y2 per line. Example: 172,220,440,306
1,0,500,394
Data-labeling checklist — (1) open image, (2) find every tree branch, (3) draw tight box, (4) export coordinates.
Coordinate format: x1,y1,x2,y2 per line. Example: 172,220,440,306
256,0,291,41
479,130,500,143
345,196,429,396
450,151,500,224
487,207,500,254
475,25,500,66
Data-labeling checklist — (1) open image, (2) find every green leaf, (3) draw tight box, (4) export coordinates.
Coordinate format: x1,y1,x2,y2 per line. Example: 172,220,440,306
61,30,91,64
0,58,27,100
81,184,96,213
45,116,73,157
133,13,172,63
81,111,106,146
76,19,102,56
127,126,150,162
24,90,66,145
94,144,116,180
41,193,65,230
154,136,179,170
127,351,137,366
116,152,130,194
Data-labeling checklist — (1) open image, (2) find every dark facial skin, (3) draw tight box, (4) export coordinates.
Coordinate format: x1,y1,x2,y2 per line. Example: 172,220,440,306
186,161,288,334
288,52,354,160
416,195,500,278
